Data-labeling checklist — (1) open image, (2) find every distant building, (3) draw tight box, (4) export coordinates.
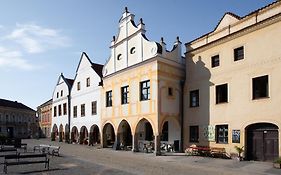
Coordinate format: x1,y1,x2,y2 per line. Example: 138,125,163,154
37,99,52,138
51,74,73,141
0,98,38,138
184,1,281,161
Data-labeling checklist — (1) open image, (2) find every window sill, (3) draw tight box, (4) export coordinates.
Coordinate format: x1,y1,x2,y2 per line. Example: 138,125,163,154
140,99,150,101
190,106,199,108
216,142,228,144
215,102,228,105
121,103,129,105
252,96,270,100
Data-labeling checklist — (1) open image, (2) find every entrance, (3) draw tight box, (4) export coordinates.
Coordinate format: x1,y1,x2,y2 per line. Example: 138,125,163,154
246,123,279,161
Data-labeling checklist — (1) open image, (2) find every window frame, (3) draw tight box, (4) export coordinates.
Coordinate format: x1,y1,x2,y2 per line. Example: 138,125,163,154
189,125,199,143
211,54,220,68
63,103,67,115
168,87,173,96
92,101,97,115
54,106,57,117
73,106,77,118
106,90,113,107
216,84,228,104
81,104,85,117
190,89,199,107
216,125,228,144
58,105,62,116
252,75,269,100
140,80,150,101
86,77,90,87
77,82,81,91
121,86,129,104
234,46,244,61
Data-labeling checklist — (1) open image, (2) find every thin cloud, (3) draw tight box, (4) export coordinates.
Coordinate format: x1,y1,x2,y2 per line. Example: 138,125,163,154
0,46,35,71
6,23,71,54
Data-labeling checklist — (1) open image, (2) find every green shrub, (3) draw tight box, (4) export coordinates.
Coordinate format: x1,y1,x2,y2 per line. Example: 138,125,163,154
274,157,281,164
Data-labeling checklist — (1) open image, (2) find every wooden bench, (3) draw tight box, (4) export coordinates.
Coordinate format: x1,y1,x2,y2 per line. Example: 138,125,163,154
210,147,226,158
3,153,49,174
186,146,211,156
48,146,60,156
0,148,18,158
34,145,60,156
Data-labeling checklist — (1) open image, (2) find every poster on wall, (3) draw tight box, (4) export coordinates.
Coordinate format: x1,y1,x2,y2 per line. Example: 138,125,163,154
203,125,215,141
232,130,240,143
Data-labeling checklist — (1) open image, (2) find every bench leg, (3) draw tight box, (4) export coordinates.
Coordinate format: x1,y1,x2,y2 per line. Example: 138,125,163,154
3,164,7,174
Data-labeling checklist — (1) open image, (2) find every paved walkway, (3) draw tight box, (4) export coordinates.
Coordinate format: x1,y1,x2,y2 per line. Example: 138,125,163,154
2,138,279,175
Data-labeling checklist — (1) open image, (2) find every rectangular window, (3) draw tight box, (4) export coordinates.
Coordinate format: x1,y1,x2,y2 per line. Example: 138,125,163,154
63,103,67,115
81,104,85,117
106,91,112,107
211,55,220,67
168,87,173,96
58,105,62,116
216,84,228,104
54,106,57,117
77,82,81,91
190,90,199,107
73,106,77,118
61,90,63,97
92,101,97,115
140,80,150,101
189,126,199,142
121,86,129,104
253,75,268,99
86,77,90,87
234,46,244,61
56,92,59,98
216,125,228,144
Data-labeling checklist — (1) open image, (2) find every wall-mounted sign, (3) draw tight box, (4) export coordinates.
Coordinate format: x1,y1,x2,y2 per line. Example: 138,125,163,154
232,130,240,143
203,125,215,141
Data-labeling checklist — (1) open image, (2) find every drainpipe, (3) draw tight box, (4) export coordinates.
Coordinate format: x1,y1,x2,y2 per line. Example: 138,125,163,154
180,80,185,152
68,92,71,144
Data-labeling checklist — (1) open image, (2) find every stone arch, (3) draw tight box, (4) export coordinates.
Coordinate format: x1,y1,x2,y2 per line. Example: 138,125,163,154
89,124,100,145
65,124,70,143
117,120,132,150
71,126,79,143
80,126,89,145
52,124,58,141
102,123,115,148
245,122,279,161
134,118,154,152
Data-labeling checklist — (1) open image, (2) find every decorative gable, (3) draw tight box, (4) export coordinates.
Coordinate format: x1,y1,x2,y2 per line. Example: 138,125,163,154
214,12,240,32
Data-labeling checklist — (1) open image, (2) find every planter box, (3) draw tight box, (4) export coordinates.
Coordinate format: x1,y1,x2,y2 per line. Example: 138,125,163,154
273,163,281,169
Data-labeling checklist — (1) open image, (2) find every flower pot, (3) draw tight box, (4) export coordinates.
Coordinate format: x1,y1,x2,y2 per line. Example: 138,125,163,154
273,163,281,169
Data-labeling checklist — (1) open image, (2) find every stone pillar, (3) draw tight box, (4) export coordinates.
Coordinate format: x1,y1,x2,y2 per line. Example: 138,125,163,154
132,134,138,152
154,135,161,156
113,133,120,150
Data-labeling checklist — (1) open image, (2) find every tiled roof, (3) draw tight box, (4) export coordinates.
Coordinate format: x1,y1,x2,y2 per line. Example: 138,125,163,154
91,63,103,78
0,98,35,111
65,78,74,86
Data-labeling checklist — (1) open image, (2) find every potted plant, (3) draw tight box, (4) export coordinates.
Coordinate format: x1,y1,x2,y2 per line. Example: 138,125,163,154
273,157,281,169
234,146,244,161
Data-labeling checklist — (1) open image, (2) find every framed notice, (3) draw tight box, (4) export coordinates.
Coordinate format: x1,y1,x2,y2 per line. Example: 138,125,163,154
232,130,240,143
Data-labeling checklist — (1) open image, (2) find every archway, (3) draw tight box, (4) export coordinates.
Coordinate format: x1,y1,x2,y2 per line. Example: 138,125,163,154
65,124,70,143
80,126,88,145
89,125,100,145
245,123,279,161
135,118,154,152
117,120,132,150
59,124,64,142
71,126,79,143
160,119,181,152
102,123,115,148
52,124,58,141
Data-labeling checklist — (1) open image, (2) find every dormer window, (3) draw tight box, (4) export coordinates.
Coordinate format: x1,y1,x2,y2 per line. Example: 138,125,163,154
130,47,136,54
117,54,122,60
77,82,81,91
86,77,90,87
60,90,63,97
56,92,59,98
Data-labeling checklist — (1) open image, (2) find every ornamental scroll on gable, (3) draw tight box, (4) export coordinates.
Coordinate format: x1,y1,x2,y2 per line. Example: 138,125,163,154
102,7,184,77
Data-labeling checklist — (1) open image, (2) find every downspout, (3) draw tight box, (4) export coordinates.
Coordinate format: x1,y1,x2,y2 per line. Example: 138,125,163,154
68,89,71,144
180,80,185,152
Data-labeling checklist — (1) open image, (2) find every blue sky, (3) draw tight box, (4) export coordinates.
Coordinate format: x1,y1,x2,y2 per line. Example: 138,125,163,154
0,0,275,109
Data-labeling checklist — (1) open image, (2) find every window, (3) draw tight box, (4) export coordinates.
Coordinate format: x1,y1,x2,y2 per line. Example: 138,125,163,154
92,101,97,115
56,92,59,98
168,87,173,96
216,125,228,144
216,84,228,104
121,86,129,104
130,47,136,54
63,103,67,115
54,106,57,117
106,91,112,107
117,54,122,60
58,105,62,116
77,82,81,91
190,90,199,107
190,126,199,142
140,80,150,101
86,77,90,87
253,75,268,99
211,55,220,67
73,106,77,118
234,46,244,61
81,104,85,117
61,90,63,97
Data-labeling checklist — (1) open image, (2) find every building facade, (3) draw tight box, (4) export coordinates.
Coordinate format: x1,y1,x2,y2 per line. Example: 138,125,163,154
0,98,38,139
51,74,73,141
101,8,185,154
184,1,281,161
70,52,103,145
37,99,52,138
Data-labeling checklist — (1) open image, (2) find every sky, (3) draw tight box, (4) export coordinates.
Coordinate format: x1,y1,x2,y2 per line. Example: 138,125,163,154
0,0,276,110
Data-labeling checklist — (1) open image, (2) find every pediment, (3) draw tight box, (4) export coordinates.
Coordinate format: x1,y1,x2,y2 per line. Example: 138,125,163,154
215,13,240,32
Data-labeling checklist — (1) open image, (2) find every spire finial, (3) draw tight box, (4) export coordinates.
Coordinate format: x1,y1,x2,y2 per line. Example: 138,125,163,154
161,37,164,43
140,18,144,24
125,7,128,13
176,36,180,42
112,36,116,41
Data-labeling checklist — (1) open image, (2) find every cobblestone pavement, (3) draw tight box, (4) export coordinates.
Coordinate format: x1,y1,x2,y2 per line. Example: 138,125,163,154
0,139,279,175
